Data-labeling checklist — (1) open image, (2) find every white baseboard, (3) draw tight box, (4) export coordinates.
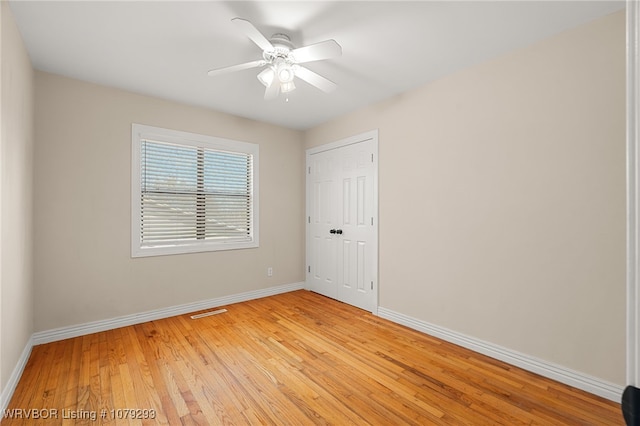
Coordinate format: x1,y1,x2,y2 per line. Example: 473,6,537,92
33,282,304,345
377,306,624,402
0,336,34,412
8,285,620,412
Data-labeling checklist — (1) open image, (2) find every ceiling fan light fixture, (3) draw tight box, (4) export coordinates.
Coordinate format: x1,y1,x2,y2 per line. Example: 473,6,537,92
257,67,275,87
279,67,293,83
275,59,295,83
281,81,296,93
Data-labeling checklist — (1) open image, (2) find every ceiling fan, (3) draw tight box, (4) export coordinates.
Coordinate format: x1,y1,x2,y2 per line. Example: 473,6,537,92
208,18,342,100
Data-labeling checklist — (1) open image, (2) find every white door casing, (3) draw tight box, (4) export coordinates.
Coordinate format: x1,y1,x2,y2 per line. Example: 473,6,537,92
306,130,379,313
627,0,639,388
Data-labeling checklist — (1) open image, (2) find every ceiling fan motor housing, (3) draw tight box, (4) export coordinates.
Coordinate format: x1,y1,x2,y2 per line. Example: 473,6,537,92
270,33,294,50
263,34,295,63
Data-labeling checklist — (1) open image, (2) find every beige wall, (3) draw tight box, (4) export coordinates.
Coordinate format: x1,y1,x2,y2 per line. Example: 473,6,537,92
1,2,35,390
306,11,626,384
33,72,305,331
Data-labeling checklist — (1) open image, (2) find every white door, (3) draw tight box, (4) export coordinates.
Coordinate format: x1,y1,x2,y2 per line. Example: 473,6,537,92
306,131,378,312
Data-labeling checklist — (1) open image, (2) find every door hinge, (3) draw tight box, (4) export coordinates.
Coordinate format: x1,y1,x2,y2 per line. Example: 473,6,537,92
308,216,311,223
308,266,311,273
308,166,311,174
371,217,373,226
371,153,374,162
371,281,374,290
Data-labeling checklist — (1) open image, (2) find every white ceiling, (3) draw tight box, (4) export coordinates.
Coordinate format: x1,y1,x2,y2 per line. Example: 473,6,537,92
9,1,625,130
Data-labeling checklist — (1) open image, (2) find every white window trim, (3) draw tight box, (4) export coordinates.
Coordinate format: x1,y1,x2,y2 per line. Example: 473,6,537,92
131,124,259,257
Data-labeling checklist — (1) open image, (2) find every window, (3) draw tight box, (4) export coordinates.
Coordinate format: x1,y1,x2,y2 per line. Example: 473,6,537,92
131,124,259,257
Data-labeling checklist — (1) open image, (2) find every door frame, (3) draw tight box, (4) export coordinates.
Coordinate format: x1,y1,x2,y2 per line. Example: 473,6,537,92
305,129,379,314
627,0,639,388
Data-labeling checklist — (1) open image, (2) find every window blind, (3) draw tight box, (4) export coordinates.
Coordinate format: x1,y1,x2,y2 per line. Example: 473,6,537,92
139,139,253,246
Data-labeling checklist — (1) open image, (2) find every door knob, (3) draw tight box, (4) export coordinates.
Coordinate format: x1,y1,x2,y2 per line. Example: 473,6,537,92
336,229,343,235
330,229,337,234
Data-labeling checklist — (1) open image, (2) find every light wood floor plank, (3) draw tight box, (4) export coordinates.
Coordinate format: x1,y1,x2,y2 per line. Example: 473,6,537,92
4,290,623,425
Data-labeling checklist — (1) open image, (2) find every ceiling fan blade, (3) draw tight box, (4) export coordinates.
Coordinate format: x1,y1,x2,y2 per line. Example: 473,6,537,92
294,66,337,93
232,17,274,52
207,60,265,77
291,40,342,64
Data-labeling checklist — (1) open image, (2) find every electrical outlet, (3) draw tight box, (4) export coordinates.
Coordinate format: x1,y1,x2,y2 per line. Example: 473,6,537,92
267,267,273,277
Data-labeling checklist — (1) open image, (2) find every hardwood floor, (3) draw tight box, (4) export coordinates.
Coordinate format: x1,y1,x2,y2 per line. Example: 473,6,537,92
4,290,622,425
